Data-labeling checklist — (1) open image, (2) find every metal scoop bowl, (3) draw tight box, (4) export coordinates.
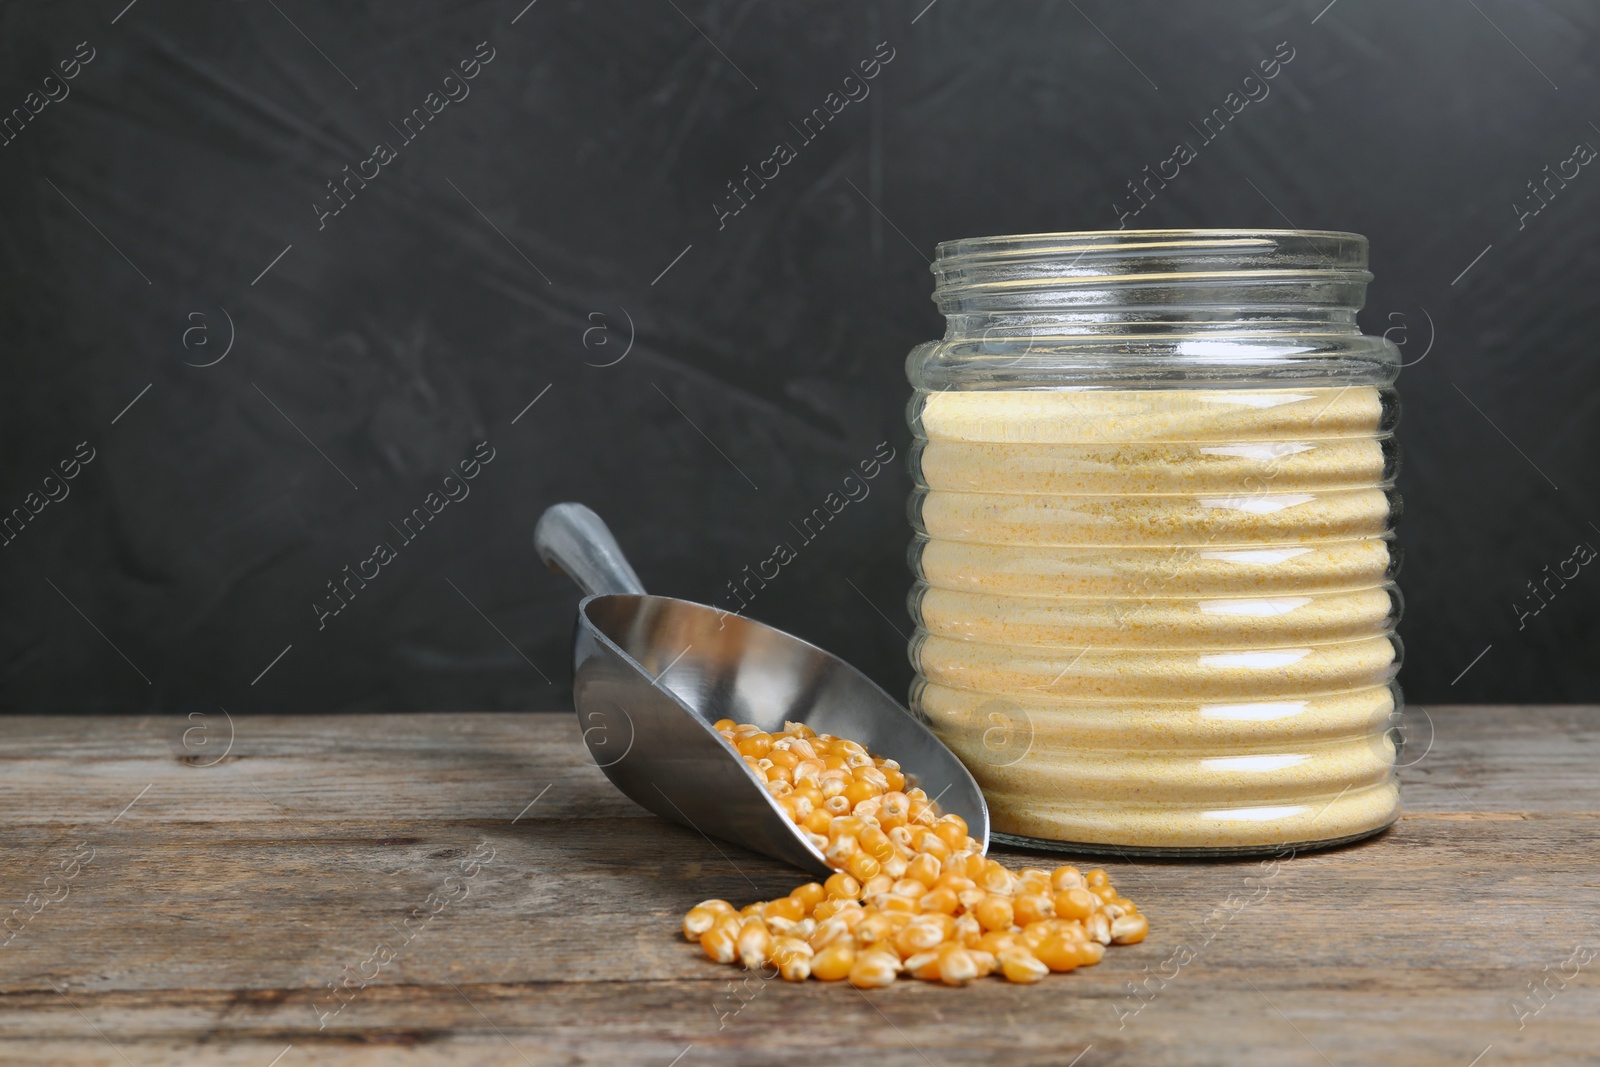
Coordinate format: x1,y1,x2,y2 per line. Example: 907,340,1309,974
535,502,989,877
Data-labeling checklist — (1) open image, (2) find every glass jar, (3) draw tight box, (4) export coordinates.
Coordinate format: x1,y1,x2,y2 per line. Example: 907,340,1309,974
906,229,1402,856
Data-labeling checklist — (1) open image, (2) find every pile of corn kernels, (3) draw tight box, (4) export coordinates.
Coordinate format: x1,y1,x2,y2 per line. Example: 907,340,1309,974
682,719,1148,988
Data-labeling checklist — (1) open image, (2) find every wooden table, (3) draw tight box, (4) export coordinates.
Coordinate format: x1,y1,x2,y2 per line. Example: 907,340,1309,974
1,707,1595,1065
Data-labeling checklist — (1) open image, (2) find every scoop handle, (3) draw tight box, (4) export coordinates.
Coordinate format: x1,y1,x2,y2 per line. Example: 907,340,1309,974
535,503,647,598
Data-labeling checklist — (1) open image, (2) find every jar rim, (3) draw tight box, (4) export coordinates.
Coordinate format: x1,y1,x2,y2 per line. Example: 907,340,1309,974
935,228,1367,262
931,229,1373,309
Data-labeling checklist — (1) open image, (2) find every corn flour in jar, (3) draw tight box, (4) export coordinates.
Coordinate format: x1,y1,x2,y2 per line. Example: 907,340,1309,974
906,231,1402,855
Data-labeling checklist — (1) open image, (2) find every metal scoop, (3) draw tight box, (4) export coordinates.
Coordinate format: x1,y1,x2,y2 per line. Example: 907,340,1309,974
534,502,989,876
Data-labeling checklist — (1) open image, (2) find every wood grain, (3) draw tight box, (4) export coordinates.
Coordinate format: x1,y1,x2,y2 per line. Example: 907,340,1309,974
2,707,1597,1066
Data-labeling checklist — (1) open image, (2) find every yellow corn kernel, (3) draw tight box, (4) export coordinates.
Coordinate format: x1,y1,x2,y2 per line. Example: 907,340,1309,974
829,815,868,839
906,853,943,889
1078,940,1106,965
683,906,719,940
845,851,881,882
936,944,979,986
877,794,909,830
763,896,805,923
701,925,737,964
1016,875,1052,899
855,912,896,946
785,882,822,913
771,936,814,981
954,913,982,948
1050,866,1085,892
999,949,1049,984
878,893,918,915
824,872,862,900
737,919,772,969
890,878,926,899
937,870,977,893
844,779,882,808
809,917,852,951
1020,921,1054,948
894,918,947,957
1054,887,1096,921
1033,935,1081,973
1111,913,1150,944
853,796,884,822
849,950,900,989
739,903,764,918
811,941,856,981
913,832,952,862
811,898,845,923
854,764,889,789
859,824,895,862
979,862,1018,896
825,833,859,866
1085,868,1109,888
713,718,736,731
969,949,997,979
974,894,1015,932
933,814,968,852
1014,893,1056,926
904,950,943,981
861,873,895,898
977,930,1022,956
737,735,771,759
1086,912,1112,945
918,887,960,915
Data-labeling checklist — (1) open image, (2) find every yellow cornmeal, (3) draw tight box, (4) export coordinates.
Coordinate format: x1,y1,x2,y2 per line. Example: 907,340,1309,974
910,387,1401,850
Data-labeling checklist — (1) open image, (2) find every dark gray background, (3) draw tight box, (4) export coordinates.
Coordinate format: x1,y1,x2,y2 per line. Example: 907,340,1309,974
2,0,1595,714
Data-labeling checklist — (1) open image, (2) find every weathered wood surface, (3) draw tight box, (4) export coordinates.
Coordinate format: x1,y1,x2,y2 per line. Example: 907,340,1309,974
1,707,1596,1066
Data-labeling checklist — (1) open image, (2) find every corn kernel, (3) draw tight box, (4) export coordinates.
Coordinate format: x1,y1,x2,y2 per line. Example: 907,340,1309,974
936,944,979,986
1033,935,1081,973
763,896,805,923
906,853,942,888
999,950,1049,984
683,905,720,940
1014,893,1056,926
974,894,1014,932
849,950,900,989
700,925,737,964
811,941,855,981
845,851,881,882
737,919,771,969
1111,913,1150,945
1054,887,1096,921
824,872,861,900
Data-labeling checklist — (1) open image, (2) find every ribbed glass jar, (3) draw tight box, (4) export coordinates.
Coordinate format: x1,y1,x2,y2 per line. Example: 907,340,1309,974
906,230,1403,856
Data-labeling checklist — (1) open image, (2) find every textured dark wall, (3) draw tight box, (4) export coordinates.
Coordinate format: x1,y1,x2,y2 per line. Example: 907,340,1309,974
1,0,1596,714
